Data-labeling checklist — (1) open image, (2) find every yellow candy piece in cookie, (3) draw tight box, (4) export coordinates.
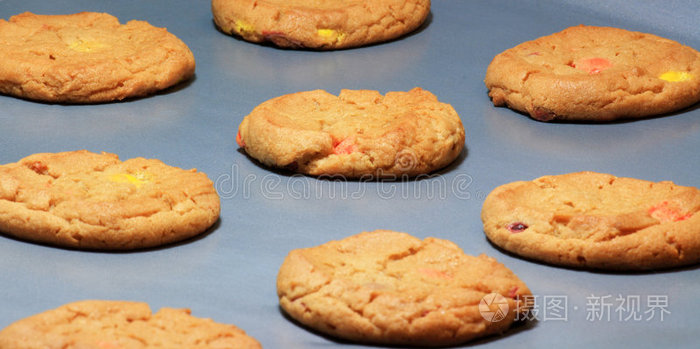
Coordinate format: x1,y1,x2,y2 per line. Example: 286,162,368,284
234,20,254,34
316,29,335,38
659,70,693,82
68,39,107,52
108,172,152,188
317,29,346,43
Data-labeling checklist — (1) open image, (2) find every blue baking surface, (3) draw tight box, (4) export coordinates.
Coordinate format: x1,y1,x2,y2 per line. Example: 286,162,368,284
1,0,699,347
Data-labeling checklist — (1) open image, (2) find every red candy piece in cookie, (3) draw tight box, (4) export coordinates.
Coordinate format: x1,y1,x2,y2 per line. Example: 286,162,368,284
236,131,245,147
28,161,48,174
574,57,612,74
261,30,304,47
332,137,358,155
648,201,692,222
506,222,528,233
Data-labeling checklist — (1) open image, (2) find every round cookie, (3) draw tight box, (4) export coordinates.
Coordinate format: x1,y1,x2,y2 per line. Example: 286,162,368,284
277,230,532,346
212,0,430,50
0,300,262,348
481,172,700,270
0,150,220,250
0,12,195,103
237,88,465,178
484,25,700,121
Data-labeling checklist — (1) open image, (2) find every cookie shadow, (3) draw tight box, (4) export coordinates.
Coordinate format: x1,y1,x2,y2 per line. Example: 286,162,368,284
433,146,468,176
0,217,220,254
147,74,197,100
278,305,537,348
462,317,538,347
211,12,432,51
237,146,468,182
484,234,700,275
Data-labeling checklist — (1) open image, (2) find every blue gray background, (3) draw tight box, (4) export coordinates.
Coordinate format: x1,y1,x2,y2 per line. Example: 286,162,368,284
1,1,698,347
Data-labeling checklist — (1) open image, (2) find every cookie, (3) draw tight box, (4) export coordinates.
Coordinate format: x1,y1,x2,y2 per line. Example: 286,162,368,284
481,172,700,270
212,0,430,50
0,300,262,348
0,150,219,250
0,12,195,103
277,230,532,346
237,88,465,178
484,25,700,121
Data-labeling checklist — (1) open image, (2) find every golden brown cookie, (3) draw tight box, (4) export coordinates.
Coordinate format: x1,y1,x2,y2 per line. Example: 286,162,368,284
0,150,220,250
0,300,262,348
277,230,532,346
485,25,700,121
0,12,195,103
212,0,431,50
481,172,700,270
237,88,465,178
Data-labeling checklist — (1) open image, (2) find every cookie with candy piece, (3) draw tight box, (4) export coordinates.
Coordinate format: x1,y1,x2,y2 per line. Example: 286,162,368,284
481,172,700,270
277,230,532,346
212,0,430,50
0,150,219,250
0,12,195,103
0,300,261,348
485,25,700,121
236,88,465,178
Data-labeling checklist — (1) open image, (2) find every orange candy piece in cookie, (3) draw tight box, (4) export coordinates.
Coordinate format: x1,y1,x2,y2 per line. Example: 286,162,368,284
236,130,245,147
573,57,612,74
648,201,692,222
332,137,359,155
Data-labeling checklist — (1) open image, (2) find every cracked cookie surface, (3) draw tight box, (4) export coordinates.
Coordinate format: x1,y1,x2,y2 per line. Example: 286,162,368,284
277,230,531,346
484,25,700,121
212,0,430,50
481,172,700,270
237,88,465,178
0,300,262,348
0,12,195,103
0,150,220,250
